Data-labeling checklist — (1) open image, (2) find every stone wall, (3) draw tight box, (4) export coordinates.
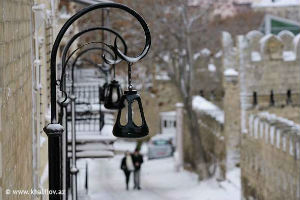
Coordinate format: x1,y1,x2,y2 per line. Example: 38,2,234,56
196,111,226,180
239,30,300,110
232,30,300,200
242,112,300,200
0,0,34,199
221,29,300,199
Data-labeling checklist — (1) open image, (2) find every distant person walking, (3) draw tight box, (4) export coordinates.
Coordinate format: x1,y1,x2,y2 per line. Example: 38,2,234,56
121,151,135,190
132,148,144,190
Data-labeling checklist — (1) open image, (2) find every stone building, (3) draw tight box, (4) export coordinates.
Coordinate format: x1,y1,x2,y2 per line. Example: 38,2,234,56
0,0,71,199
0,1,34,198
252,0,300,21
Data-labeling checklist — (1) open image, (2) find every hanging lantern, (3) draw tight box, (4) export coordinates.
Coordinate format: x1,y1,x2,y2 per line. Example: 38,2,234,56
113,63,149,138
113,90,149,138
99,82,108,102
104,80,123,109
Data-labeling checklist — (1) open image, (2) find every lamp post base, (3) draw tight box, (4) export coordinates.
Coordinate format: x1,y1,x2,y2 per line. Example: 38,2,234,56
44,123,64,200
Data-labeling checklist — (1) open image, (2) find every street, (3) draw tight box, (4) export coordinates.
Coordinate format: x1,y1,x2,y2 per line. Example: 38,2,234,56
79,142,241,200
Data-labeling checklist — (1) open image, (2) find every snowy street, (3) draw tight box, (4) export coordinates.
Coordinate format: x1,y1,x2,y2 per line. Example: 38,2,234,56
79,142,241,200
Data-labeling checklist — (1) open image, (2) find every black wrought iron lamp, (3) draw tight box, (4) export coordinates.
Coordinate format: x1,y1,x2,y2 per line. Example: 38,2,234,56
113,63,149,138
104,65,123,109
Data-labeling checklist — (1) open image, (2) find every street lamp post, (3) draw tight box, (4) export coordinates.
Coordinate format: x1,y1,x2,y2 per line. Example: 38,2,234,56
44,3,151,199
68,47,115,200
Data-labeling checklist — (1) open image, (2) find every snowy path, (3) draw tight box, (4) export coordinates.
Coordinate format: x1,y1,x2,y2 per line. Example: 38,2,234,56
84,154,241,200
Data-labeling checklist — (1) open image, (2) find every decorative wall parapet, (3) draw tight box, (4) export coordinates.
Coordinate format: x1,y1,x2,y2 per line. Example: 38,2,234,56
242,112,300,200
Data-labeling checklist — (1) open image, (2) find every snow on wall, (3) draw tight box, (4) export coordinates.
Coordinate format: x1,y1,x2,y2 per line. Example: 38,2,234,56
248,112,300,155
224,68,238,77
252,0,300,7
244,30,300,62
192,95,224,124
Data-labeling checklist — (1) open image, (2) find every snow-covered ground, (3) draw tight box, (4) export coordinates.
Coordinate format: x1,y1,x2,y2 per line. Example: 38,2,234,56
79,141,241,200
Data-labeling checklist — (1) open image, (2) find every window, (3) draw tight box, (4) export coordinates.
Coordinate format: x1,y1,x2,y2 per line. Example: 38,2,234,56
270,90,275,106
164,120,167,128
210,90,216,100
287,90,292,105
253,92,257,106
199,90,204,97
260,15,300,35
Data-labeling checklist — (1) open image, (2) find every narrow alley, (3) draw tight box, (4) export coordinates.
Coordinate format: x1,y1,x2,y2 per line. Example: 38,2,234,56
78,141,241,200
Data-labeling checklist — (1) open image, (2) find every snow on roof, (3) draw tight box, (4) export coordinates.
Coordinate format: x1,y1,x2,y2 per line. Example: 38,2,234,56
224,68,239,76
192,96,224,124
252,0,300,7
59,13,71,19
160,111,176,116
71,0,113,5
215,51,223,58
201,48,211,57
208,63,216,72
193,52,202,60
162,54,170,62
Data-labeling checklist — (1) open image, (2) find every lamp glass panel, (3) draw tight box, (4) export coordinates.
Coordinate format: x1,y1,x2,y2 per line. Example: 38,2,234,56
120,100,128,126
132,100,142,126
112,87,119,103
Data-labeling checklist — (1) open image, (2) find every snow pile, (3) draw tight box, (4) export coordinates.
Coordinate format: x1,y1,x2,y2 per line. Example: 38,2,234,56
224,68,239,76
283,51,296,61
252,0,300,7
155,72,171,81
192,96,224,124
201,48,211,57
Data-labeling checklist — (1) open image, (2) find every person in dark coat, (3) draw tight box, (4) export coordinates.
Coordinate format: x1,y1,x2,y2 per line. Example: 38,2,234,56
121,151,135,190
131,148,144,190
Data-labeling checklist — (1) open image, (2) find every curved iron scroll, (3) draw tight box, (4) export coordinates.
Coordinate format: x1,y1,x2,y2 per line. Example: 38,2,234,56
71,47,115,92
50,2,151,122
61,26,128,88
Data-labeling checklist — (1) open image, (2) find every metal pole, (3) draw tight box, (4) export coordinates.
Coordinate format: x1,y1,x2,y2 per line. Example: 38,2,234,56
175,103,184,171
70,94,78,200
43,124,63,200
58,97,70,200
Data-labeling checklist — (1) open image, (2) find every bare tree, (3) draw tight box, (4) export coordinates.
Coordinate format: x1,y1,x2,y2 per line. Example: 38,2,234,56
123,0,218,179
